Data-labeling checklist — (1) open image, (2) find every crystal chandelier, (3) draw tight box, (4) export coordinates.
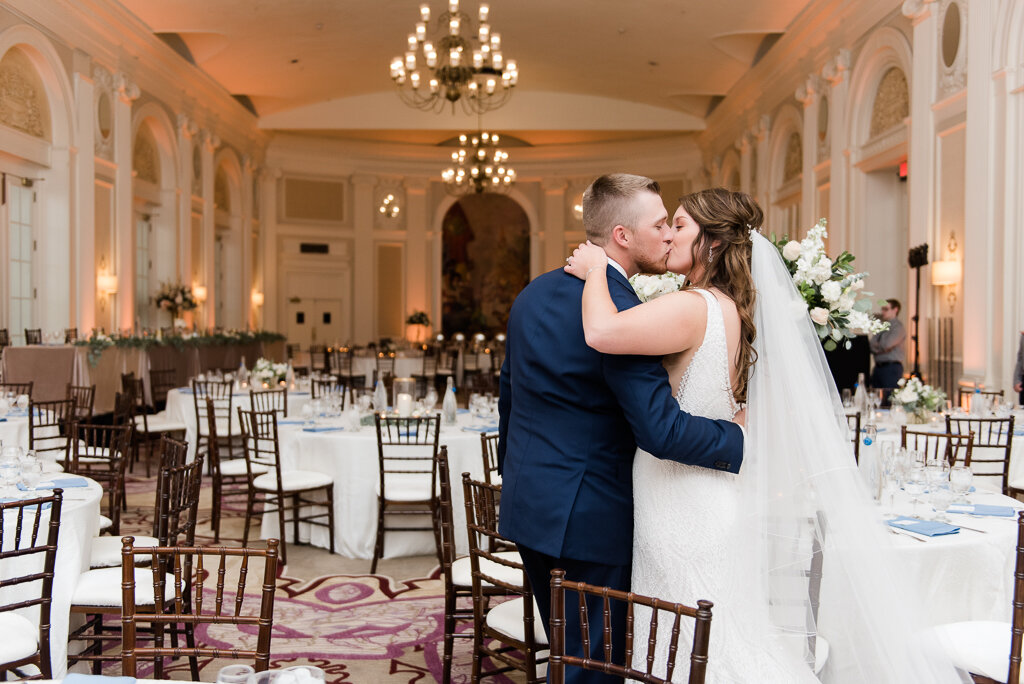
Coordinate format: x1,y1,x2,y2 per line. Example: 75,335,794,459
441,131,516,195
390,2,519,115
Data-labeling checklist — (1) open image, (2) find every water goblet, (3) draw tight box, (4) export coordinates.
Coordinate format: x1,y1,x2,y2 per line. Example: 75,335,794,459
862,424,876,448
216,664,255,684
949,465,973,503
0,462,19,497
301,402,314,427
904,466,927,517
424,386,439,410
929,486,954,522
924,462,946,494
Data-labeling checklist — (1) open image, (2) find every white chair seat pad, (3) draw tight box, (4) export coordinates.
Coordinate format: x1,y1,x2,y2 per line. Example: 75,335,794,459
486,596,548,645
220,459,269,477
932,620,1009,681
378,473,433,502
812,636,829,675
0,612,38,666
98,514,113,531
72,567,176,607
89,535,159,568
135,412,187,433
199,420,243,437
254,470,332,492
451,552,524,589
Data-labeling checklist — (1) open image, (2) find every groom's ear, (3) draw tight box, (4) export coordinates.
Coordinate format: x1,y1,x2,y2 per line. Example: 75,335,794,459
611,225,631,249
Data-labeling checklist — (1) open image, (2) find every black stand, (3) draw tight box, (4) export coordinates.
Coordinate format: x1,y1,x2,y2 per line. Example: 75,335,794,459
907,244,929,379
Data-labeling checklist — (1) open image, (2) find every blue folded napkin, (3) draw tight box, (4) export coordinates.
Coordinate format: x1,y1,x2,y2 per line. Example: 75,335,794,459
302,426,345,433
278,419,305,425
457,408,470,415
887,516,960,537
290,391,311,396
462,425,499,433
1015,429,1024,436
7,409,28,417
64,674,135,684
177,387,193,394
948,503,1016,517
18,477,89,490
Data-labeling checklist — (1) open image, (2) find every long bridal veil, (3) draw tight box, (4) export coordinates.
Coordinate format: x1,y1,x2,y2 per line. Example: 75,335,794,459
744,231,968,682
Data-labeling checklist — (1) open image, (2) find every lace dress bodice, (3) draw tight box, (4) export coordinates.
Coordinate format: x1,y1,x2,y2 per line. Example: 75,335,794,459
673,289,739,420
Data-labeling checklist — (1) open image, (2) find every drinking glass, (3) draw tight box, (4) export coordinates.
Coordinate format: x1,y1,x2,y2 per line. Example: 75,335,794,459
904,466,926,517
284,666,326,683
949,465,973,503
424,386,439,410
0,462,19,497
16,394,28,411
930,486,954,522
841,388,853,408
19,452,42,492
217,665,255,684
924,462,947,493
862,424,876,447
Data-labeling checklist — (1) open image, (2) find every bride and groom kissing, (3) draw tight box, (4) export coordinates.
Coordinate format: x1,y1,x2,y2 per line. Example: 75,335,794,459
497,174,968,682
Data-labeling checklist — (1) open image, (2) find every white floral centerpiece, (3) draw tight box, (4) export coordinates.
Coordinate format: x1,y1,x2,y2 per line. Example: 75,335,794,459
154,282,198,327
628,272,687,302
251,357,288,387
771,219,889,351
890,376,946,424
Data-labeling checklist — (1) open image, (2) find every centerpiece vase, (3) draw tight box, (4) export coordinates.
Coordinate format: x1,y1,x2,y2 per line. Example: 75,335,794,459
906,407,931,424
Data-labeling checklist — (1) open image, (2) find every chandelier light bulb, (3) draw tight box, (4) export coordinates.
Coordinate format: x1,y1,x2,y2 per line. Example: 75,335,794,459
479,23,490,43
420,3,430,21
411,71,421,89
407,33,418,50
473,51,483,69
479,3,489,21
449,0,459,13
492,52,503,70
415,22,427,41
490,33,501,50
405,52,416,70
449,17,460,36
449,47,460,66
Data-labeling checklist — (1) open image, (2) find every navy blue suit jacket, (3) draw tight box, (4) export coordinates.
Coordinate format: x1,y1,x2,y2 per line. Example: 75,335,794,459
497,266,744,567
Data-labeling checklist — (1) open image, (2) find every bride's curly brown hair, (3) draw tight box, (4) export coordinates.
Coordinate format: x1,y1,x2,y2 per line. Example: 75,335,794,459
678,187,761,402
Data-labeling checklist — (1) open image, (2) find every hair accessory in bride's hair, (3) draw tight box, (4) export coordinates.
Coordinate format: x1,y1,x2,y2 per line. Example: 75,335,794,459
747,223,760,241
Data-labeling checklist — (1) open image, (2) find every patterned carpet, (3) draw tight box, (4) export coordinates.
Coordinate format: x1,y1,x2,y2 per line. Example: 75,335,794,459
100,472,520,683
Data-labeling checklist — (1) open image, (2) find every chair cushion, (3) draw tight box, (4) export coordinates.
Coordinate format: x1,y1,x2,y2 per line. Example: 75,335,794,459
135,412,187,433
72,567,176,607
451,552,524,589
98,515,113,531
89,535,159,568
220,459,269,477
0,612,38,666
378,473,433,502
254,470,333,492
486,596,548,645
199,420,243,437
931,620,1009,681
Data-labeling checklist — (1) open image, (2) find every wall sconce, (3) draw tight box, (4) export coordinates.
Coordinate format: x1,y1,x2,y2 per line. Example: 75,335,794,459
378,193,400,218
931,232,961,311
572,197,584,221
251,291,265,306
97,273,118,295
193,284,207,303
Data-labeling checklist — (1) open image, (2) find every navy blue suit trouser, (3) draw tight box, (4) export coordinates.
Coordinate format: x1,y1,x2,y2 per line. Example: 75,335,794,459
518,544,631,683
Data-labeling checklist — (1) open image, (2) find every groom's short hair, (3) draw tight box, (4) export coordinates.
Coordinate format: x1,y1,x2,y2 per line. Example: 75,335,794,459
582,173,661,244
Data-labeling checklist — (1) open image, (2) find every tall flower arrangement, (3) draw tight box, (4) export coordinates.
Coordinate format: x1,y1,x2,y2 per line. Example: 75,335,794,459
154,283,198,321
771,219,889,351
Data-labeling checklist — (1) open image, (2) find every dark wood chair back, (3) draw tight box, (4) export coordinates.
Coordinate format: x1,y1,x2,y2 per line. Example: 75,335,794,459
957,387,1005,411
462,473,545,682
148,368,178,407
0,381,32,398
0,490,63,680
24,328,42,345
376,352,396,387
121,373,147,412
120,537,280,676
900,426,974,468
0,328,9,348
481,432,500,485
250,387,288,418
67,422,133,534
308,344,328,372
63,328,78,343
845,411,861,463
154,453,204,547
375,414,442,496
946,416,1014,494
192,378,237,454
548,568,713,684
157,434,189,472
65,383,96,420
28,398,75,463
237,407,282,481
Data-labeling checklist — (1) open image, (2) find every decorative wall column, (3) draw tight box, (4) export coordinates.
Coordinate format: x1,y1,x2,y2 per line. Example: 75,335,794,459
176,115,197,285
823,49,851,250
113,72,139,331
754,115,771,212
542,178,567,273
262,168,280,332
738,135,752,194
240,154,255,328
350,174,376,342
403,177,431,330
962,0,996,383
72,52,96,330
796,74,822,226
200,130,219,329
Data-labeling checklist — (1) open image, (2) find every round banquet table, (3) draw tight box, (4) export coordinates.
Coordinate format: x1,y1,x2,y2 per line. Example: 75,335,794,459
164,388,314,459
259,411,497,559
0,411,32,451
0,476,102,678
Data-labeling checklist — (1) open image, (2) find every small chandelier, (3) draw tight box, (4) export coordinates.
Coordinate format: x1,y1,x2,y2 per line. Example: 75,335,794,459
441,131,516,195
390,1,519,115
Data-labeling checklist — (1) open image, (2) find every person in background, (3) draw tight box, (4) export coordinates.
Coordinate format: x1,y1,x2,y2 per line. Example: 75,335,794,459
869,298,905,390
1013,331,1024,406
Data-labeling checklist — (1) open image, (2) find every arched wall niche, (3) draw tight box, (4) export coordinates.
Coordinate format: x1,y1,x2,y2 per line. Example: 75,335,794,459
767,103,803,235
846,27,913,150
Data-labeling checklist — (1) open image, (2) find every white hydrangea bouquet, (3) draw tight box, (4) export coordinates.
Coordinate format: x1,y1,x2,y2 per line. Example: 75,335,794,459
629,272,687,302
251,357,288,386
890,376,947,423
771,219,889,351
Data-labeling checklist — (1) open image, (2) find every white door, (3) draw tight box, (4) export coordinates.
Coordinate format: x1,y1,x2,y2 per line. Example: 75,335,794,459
7,180,36,345
286,298,344,348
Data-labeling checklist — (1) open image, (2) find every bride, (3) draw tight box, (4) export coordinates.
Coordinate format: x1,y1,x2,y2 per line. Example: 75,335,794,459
564,187,967,683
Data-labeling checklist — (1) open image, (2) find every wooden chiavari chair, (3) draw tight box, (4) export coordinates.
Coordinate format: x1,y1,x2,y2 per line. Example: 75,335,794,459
28,398,74,467
371,414,442,573
375,352,396,391
0,490,63,680
330,347,365,388
192,378,241,471
238,409,335,565
310,376,345,401
548,568,713,684
436,347,458,393
66,422,133,535
208,399,269,543
63,328,78,343
462,473,547,682
957,387,1005,412
0,380,32,398
932,510,1024,683
947,415,1015,495
23,328,42,345
250,387,288,418
845,411,861,463
308,344,328,373
0,329,9,349
900,426,974,468
413,352,438,397
148,368,178,409
66,383,96,420
70,454,204,677
120,538,280,677
481,432,501,485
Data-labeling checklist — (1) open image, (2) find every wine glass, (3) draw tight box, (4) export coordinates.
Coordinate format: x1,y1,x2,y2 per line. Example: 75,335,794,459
216,664,255,684
424,386,439,410
904,466,927,517
930,485,954,522
949,465,973,504
19,451,42,492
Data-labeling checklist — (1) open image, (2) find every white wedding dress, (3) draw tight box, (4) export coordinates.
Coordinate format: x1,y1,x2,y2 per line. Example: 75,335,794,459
631,289,819,683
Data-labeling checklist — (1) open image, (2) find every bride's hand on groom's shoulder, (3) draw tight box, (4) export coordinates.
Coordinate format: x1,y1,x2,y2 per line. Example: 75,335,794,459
564,241,607,280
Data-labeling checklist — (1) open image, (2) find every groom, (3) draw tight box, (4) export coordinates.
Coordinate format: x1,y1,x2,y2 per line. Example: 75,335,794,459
498,173,744,681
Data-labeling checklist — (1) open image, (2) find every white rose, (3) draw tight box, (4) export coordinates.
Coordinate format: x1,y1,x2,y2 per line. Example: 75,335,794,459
782,241,802,261
850,279,865,291
820,281,842,303
810,307,830,325
642,280,661,299
837,294,855,312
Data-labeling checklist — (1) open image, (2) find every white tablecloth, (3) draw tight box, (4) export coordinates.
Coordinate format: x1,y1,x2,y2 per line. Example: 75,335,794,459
164,388,313,459
0,477,102,677
260,412,495,559
0,414,31,451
